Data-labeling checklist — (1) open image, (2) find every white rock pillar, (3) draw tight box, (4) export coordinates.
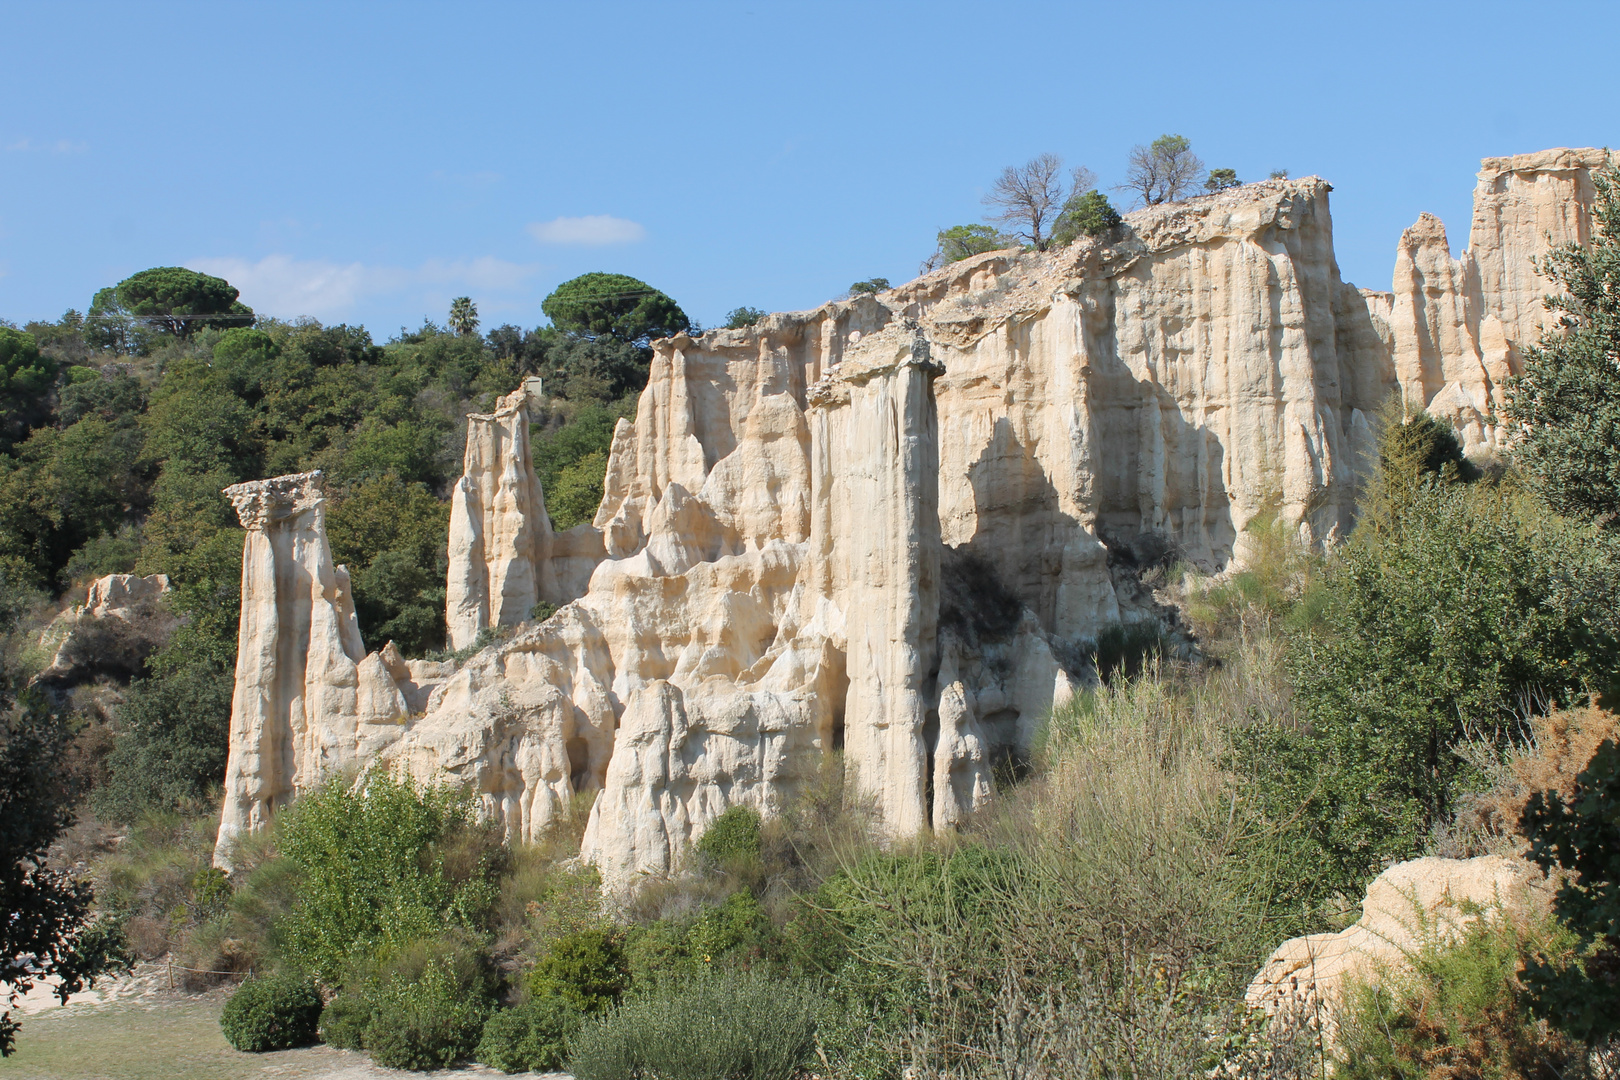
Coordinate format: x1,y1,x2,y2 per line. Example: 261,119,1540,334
808,330,943,836
446,388,555,650
214,471,369,866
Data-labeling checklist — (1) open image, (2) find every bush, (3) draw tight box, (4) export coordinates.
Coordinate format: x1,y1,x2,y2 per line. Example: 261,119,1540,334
219,972,322,1052
528,928,628,1013
723,307,766,330
317,991,372,1050
1334,907,1583,1079
696,805,762,867
477,994,585,1073
91,662,233,823
362,951,493,1070
273,774,502,982
568,970,820,1080
1051,189,1121,245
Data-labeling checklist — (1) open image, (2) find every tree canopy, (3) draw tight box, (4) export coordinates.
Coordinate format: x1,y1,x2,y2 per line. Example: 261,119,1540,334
541,273,689,344
1122,134,1204,206
90,267,253,344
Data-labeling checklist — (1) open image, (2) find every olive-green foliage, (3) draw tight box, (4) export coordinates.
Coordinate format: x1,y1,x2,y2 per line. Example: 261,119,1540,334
99,267,254,341
1204,168,1241,192
625,891,776,987
477,995,586,1073
1505,158,1620,529
1050,190,1122,245
1335,908,1584,1080
218,973,321,1052
317,991,372,1050
62,524,142,585
90,662,233,823
542,272,690,344
528,929,628,1013
0,329,59,448
934,224,1010,263
696,805,762,867
1089,620,1167,683
1522,737,1620,1044
533,333,650,402
274,774,503,983
724,307,766,330
325,473,449,654
848,278,890,295
362,949,494,1070
548,450,608,531
567,969,821,1080
1237,409,1620,897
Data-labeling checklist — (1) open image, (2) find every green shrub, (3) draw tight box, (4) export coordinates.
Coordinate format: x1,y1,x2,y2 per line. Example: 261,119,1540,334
625,891,778,987
274,773,502,982
477,994,585,1073
1090,620,1166,683
317,991,372,1050
362,954,492,1070
696,805,762,866
1522,737,1620,1043
568,969,820,1080
219,972,322,1052
1334,908,1583,1079
1051,189,1122,245
528,928,628,1013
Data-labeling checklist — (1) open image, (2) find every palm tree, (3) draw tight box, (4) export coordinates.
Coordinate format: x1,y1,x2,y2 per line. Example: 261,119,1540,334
448,296,479,337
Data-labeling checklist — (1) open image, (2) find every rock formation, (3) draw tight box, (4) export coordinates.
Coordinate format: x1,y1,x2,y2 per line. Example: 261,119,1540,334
212,472,451,866
1246,854,1549,1043
1374,147,1611,452
213,149,1613,886
33,573,174,685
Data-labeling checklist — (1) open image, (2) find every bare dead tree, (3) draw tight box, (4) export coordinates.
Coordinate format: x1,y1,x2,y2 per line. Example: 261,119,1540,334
1119,134,1205,207
983,155,1097,252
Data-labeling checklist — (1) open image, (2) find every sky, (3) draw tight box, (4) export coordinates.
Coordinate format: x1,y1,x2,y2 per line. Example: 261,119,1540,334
2,0,1615,338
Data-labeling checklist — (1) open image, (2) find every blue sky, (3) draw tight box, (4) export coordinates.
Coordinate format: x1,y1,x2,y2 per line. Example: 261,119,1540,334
2,0,1614,337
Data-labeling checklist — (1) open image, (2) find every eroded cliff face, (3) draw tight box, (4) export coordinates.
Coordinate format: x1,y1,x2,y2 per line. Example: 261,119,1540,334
214,149,1611,885
1376,147,1611,452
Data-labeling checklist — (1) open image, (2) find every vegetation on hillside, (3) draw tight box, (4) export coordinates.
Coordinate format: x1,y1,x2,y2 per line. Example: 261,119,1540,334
9,159,1620,1077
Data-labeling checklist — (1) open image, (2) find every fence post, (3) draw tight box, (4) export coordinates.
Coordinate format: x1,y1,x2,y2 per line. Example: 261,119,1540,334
167,958,173,991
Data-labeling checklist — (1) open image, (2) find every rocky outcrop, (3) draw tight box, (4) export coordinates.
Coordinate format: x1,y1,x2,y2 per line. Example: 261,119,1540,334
1376,147,1610,452
213,472,450,866
32,573,175,685
1246,855,1549,1042
214,149,1613,886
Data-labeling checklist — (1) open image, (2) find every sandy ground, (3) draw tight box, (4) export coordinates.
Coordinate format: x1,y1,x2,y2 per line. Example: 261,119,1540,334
2,965,569,1080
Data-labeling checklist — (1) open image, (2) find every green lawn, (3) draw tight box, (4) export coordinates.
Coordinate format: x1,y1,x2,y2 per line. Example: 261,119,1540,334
0,993,539,1079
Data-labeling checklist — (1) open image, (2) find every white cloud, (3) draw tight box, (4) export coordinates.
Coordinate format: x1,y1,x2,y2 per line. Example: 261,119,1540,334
527,214,646,245
187,254,541,321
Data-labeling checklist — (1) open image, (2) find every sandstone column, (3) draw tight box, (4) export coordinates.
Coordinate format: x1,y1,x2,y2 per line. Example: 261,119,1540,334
808,331,943,836
446,388,555,650
214,471,369,866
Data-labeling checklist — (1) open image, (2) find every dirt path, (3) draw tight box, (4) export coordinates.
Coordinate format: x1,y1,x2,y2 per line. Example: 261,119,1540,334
2,967,568,1080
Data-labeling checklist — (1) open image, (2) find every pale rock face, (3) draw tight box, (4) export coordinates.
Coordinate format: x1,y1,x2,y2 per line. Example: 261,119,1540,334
213,472,450,866
33,573,175,685
448,388,580,650
216,150,1613,887
1380,147,1610,453
1246,855,1548,1044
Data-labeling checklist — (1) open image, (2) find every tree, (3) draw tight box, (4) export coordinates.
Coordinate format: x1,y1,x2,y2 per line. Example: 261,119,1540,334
1120,134,1204,207
1204,168,1240,192
930,224,1012,267
448,297,479,337
982,155,1096,252
1,683,124,1055
541,273,689,344
1236,411,1620,897
1269,169,1289,180
0,329,59,449
1504,157,1620,529
1050,191,1122,246
847,278,890,296
724,307,766,329
1521,737,1620,1044
94,267,253,341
